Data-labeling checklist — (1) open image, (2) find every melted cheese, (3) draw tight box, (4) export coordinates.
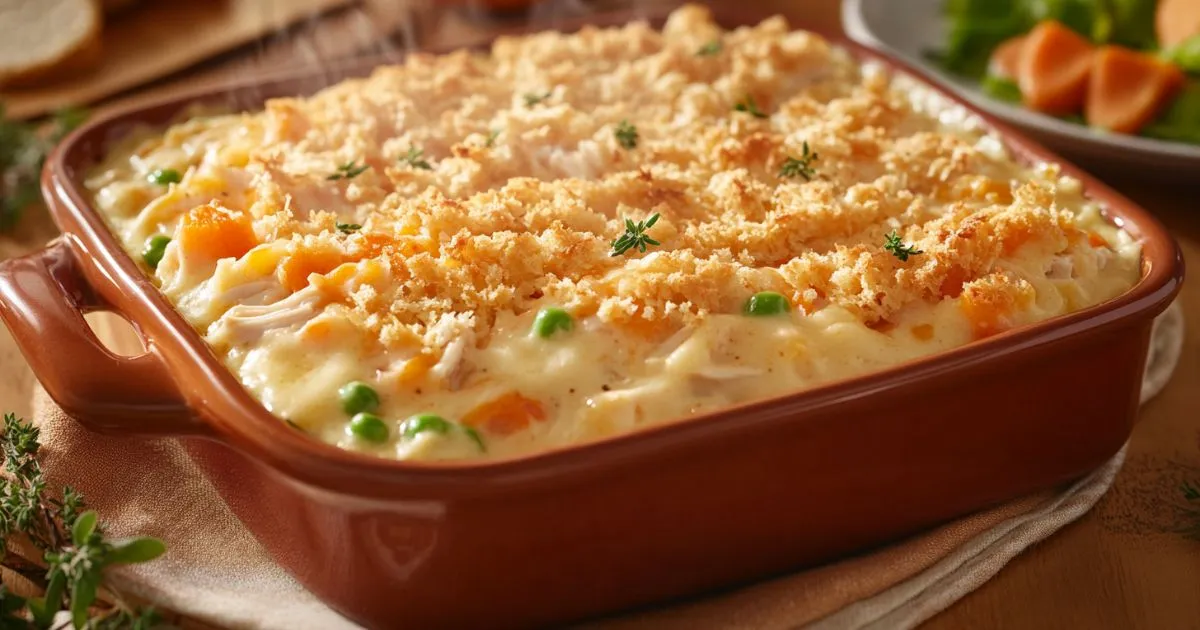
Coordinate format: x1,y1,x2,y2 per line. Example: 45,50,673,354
85,5,1140,461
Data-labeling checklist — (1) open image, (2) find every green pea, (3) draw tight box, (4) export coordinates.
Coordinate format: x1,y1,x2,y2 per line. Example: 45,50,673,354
349,412,389,443
339,381,380,415
147,168,182,186
400,413,452,439
532,307,573,338
141,235,171,269
743,291,791,316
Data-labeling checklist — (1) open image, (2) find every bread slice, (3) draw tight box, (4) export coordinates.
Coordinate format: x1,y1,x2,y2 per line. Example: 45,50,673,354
0,0,102,89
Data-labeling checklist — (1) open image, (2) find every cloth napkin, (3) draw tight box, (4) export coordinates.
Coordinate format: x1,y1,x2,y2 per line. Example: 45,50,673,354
27,302,1183,630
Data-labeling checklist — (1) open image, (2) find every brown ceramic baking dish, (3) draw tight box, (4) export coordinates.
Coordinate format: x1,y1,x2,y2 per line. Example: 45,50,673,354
0,5,1184,629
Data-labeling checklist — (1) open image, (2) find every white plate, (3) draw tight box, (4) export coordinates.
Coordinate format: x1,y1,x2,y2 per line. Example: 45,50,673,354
842,0,1200,177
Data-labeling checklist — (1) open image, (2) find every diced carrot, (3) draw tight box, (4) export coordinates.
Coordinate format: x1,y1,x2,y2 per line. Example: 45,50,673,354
988,35,1027,80
393,353,434,387
1085,46,1185,134
911,323,935,341
281,249,344,293
460,392,547,435
1157,0,1200,49
178,204,258,261
1088,231,1109,248
1018,21,1095,115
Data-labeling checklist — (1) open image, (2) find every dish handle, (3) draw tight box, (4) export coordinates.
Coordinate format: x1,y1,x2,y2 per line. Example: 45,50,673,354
0,237,208,437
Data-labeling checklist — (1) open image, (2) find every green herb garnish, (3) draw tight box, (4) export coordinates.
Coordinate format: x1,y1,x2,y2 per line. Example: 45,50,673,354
778,141,819,181
400,147,432,170
734,96,768,119
0,413,165,628
523,91,551,107
0,105,88,230
696,40,722,56
336,222,362,234
614,120,638,149
147,168,181,186
327,161,369,180
485,129,501,148
884,231,924,262
611,213,661,257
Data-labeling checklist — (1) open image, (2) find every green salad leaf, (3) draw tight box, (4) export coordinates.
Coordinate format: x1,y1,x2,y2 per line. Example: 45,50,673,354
1028,0,1114,43
1107,0,1159,49
1142,81,1200,143
934,0,1033,78
981,74,1024,102
1164,34,1200,73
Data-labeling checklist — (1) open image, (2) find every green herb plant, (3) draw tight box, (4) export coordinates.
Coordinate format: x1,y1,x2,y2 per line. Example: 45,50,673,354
733,96,768,119
327,162,369,181
0,106,88,231
0,413,166,629
399,147,432,170
696,41,722,57
611,213,661,257
523,92,551,107
778,142,819,181
884,231,924,262
614,120,638,149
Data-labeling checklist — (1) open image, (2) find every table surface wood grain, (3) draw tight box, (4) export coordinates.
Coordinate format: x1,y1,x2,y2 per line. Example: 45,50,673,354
1,1,1197,628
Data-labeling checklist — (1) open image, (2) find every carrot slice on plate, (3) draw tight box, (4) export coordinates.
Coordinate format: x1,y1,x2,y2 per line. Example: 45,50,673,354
1157,0,1200,49
988,35,1027,80
1017,21,1095,115
1086,46,1185,134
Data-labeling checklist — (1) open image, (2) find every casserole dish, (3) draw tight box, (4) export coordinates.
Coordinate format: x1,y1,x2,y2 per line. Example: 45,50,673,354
0,4,1183,629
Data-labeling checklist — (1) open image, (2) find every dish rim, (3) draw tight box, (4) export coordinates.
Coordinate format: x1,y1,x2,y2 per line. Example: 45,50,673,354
40,4,1183,493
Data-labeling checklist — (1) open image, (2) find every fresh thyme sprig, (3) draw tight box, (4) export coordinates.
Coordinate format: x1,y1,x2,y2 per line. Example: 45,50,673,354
0,413,166,629
883,231,924,262
326,162,369,181
733,96,767,119
611,213,661,257
523,91,551,107
778,142,819,181
0,106,88,231
400,147,432,170
484,129,501,148
614,120,638,150
696,40,722,56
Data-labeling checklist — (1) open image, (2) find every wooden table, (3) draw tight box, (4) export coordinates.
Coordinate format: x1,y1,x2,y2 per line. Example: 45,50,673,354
1,1,1197,627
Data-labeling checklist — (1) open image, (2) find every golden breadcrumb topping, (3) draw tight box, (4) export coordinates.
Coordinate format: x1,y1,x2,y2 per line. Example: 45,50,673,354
85,5,1139,460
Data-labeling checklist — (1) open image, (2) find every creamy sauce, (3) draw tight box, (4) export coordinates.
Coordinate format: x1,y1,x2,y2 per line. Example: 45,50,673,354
85,5,1141,461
